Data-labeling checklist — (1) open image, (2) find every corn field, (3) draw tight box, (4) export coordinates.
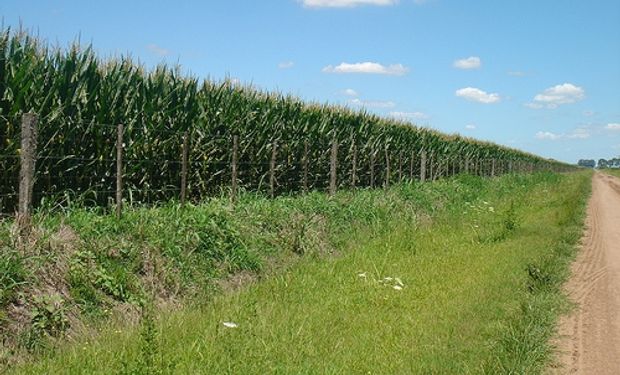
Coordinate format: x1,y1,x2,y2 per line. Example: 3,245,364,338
0,28,575,214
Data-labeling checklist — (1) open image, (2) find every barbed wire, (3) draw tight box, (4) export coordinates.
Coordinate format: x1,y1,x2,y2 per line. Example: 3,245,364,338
1,124,546,215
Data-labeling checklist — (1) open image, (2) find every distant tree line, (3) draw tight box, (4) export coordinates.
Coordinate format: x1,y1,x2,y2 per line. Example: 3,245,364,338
578,158,620,169
597,157,620,169
578,159,596,168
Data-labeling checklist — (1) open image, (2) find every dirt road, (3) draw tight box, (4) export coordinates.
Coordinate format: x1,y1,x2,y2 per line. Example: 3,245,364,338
553,172,620,374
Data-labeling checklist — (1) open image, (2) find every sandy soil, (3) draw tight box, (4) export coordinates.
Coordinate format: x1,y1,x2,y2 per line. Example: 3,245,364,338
552,172,620,374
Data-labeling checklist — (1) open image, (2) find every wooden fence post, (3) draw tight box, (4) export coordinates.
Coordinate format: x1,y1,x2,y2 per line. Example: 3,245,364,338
384,147,390,189
270,141,277,198
420,150,427,182
439,156,444,179
351,143,357,188
116,124,123,219
180,131,189,206
329,137,338,196
409,151,415,180
303,140,309,193
398,152,403,183
491,158,496,177
17,113,38,228
231,135,239,202
370,149,375,189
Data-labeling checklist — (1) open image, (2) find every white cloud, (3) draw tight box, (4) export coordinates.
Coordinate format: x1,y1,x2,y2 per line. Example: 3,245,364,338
455,87,501,104
530,83,585,108
389,111,429,120
349,98,396,108
278,61,294,69
566,128,590,139
453,56,481,70
465,124,476,130
323,62,409,75
508,71,526,77
525,102,544,109
606,123,620,130
535,131,561,140
146,44,170,57
301,0,397,7
535,128,590,141
342,88,359,97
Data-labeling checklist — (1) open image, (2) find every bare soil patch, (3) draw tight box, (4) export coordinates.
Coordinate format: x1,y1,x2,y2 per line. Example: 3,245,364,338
552,173,620,374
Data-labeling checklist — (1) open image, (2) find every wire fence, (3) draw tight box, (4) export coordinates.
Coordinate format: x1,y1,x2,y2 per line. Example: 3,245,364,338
1,113,563,217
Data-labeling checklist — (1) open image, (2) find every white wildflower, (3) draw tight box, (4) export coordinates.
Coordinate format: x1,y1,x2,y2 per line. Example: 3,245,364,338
222,322,238,328
393,285,403,291
357,272,367,278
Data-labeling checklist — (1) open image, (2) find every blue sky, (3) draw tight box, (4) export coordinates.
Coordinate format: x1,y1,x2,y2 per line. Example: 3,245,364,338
2,0,619,163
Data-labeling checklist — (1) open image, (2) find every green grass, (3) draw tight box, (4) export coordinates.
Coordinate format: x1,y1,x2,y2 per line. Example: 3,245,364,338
602,168,620,178
0,172,488,364
4,171,591,374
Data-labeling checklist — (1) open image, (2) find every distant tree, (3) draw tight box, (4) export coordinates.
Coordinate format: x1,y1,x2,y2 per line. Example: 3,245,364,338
578,159,596,168
598,159,609,169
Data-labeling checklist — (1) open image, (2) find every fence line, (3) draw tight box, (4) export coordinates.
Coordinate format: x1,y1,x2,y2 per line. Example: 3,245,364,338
0,113,576,219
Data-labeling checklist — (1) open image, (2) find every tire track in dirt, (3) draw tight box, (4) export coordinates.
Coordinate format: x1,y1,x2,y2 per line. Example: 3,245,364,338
551,172,620,374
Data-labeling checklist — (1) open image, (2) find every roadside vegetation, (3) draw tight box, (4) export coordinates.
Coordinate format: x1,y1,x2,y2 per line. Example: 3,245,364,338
1,171,591,374
603,168,620,178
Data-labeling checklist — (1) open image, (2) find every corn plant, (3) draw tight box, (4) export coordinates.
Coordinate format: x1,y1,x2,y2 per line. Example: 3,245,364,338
0,28,575,213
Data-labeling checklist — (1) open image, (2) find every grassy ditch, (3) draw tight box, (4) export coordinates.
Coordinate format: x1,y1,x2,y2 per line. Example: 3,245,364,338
3,171,591,373
0,173,495,366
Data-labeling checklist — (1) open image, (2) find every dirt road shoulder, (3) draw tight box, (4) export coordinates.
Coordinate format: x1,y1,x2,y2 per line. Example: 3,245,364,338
552,172,620,374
